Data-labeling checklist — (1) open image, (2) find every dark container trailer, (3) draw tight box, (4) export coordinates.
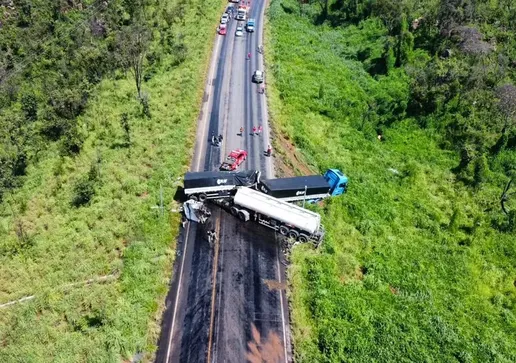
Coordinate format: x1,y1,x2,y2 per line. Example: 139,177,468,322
257,175,331,202
184,170,260,201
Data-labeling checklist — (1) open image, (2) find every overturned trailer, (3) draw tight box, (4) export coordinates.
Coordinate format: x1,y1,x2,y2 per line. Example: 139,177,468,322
219,187,324,245
183,170,260,201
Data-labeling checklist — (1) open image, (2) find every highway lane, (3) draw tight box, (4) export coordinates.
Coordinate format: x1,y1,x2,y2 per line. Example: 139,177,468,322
210,2,291,362
156,0,291,361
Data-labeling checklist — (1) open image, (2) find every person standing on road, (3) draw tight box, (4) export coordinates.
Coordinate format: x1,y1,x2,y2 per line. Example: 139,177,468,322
247,52,251,60
266,144,272,156
258,125,263,135
239,126,244,136
252,126,257,135
207,229,216,245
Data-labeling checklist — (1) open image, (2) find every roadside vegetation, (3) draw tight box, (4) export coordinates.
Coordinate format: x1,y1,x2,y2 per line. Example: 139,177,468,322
266,0,516,361
0,0,222,361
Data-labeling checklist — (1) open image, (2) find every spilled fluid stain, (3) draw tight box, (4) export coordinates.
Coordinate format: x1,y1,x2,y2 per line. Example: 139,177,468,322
246,323,284,363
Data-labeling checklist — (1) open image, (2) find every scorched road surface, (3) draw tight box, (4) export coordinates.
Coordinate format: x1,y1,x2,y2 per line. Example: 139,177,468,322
155,1,291,362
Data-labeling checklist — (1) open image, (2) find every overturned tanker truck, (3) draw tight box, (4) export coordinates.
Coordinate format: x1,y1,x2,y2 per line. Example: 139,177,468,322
213,187,325,245
180,169,347,245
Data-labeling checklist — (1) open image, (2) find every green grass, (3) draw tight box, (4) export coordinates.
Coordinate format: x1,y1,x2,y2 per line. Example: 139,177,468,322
0,0,224,361
266,0,516,361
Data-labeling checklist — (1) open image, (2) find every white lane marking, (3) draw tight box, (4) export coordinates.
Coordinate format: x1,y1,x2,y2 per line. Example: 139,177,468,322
166,29,223,363
166,222,191,363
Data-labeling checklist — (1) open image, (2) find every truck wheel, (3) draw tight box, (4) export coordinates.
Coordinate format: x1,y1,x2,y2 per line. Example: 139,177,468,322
189,195,198,201
238,210,250,222
230,206,239,216
279,225,289,236
298,234,309,243
288,230,299,239
199,193,207,202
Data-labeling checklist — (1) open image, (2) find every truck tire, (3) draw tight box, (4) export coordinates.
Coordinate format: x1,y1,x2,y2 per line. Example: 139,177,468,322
238,210,250,222
279,225,289,236
230,206,239,216
288,229,299,239
298,234,309,243
199,193,207,202
189,195,198,201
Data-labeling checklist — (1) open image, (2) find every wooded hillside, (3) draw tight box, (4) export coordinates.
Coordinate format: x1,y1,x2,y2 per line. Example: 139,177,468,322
0,0,221,361
265,0,516,361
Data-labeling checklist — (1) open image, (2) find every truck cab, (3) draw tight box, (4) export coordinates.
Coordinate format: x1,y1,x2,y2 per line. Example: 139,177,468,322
324,169,348,196
236,6,247,20
246,18,255,32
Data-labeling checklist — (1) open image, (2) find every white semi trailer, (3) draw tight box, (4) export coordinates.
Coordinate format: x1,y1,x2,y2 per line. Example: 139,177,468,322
226,187,325,244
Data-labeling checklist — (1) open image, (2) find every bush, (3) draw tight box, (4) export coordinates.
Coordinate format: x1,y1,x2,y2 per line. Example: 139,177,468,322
71,178,95,208
21,94,38,121
71,164,99,208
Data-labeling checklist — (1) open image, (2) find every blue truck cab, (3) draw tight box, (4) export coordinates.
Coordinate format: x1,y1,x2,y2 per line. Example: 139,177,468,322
246,18,255,32
324,169,348,196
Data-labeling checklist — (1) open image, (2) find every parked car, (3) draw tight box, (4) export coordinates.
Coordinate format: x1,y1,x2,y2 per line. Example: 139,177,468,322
221,13,229,24
218,24,227,35
220,149,248,171
235,26,244,37
252,70,264,83
225,6,235,17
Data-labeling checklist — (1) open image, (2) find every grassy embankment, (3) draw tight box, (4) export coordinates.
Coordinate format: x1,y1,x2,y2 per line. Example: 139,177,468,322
265,0,516,361
0,0,223,361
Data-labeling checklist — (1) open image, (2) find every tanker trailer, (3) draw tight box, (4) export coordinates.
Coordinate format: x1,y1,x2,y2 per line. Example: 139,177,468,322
230,187,324,244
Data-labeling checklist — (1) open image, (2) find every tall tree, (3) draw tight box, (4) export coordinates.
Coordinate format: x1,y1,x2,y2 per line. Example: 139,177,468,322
116,23,150,100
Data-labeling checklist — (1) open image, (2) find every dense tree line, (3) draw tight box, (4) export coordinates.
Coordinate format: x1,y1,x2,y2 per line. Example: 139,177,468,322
306,0,516,224
0,0,183,203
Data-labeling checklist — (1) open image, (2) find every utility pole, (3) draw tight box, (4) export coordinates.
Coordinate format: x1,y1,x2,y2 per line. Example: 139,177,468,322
151,183,164,217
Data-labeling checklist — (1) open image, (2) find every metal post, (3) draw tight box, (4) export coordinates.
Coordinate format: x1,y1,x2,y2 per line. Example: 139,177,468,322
151,183,164,217
159,184,164,217
303,185,307,208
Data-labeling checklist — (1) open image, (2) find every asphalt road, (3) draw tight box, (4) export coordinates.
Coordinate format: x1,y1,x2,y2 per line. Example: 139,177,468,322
155,1,291,362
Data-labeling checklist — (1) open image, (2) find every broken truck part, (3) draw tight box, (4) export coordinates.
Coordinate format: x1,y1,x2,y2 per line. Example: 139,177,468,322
182,199,211,224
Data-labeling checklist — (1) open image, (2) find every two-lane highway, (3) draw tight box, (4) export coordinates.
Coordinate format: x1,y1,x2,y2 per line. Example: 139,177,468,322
156,0,291,361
